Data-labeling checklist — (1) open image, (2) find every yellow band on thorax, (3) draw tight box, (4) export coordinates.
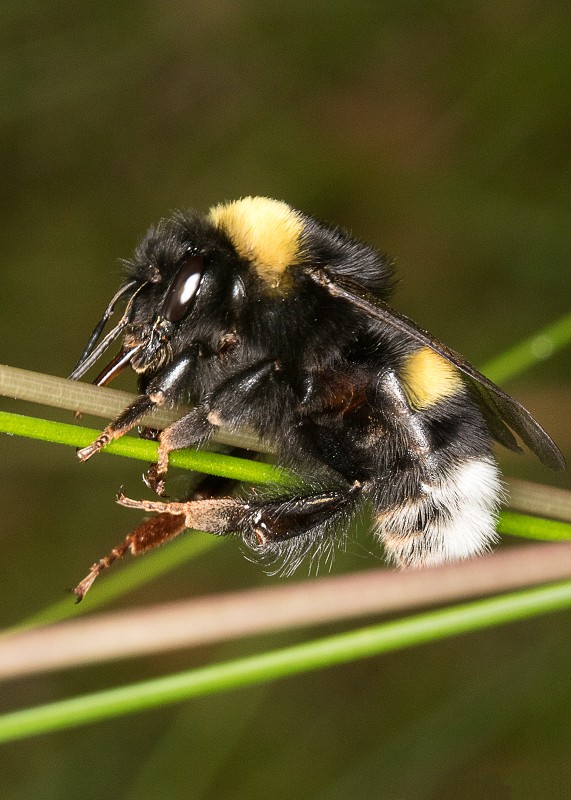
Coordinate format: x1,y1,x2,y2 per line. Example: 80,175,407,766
209,197,304,290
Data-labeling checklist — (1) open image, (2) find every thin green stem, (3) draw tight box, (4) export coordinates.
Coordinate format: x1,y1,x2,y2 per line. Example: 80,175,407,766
3,409,568,543
1,579,571,743
0,410,288,485
498,510,571,541
506,478,571,524
0,364,268,452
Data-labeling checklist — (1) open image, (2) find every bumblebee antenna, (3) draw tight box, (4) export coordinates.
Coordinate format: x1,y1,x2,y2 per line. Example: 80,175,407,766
69,279,147,381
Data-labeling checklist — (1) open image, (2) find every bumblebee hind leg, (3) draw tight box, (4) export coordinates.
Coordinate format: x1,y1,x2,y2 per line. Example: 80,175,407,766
117,480,363,571
72,470,242,600
73,477,363,599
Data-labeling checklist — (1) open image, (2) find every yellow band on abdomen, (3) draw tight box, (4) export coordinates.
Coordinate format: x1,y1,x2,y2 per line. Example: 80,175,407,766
400,347,463,409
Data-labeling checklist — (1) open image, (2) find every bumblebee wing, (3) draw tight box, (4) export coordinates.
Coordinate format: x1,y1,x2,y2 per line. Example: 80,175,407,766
311,269,565,471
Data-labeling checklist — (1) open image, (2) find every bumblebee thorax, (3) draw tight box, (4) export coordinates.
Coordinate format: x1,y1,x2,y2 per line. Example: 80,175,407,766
208,196,304,290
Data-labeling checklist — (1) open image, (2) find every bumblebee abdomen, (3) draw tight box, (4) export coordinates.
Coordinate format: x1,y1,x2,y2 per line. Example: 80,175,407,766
376,456,502,567
366,357,502,566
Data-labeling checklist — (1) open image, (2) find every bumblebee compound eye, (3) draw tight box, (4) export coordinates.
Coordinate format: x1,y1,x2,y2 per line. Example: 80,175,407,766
161,254,204,322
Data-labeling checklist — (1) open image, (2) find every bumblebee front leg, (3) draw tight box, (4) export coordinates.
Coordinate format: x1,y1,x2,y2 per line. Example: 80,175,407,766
77,350,198,463
76,393,155,462
145,358,282,495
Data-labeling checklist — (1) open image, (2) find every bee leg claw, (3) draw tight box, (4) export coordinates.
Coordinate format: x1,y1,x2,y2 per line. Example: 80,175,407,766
143,463,168,496
77,433,111,462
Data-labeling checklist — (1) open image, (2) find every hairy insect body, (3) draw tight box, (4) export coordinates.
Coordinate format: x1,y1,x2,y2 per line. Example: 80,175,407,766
70,197,563,598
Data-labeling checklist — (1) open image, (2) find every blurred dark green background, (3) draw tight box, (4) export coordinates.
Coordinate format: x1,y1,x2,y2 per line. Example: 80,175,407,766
1,2,570,798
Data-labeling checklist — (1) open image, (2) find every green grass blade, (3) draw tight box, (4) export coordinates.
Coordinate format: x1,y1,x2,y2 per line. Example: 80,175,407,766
0,410,287,485
498,510,571,541
2,579,571,743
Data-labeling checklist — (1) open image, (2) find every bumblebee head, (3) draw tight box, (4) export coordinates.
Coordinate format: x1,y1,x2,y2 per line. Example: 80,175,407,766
69,197,301,385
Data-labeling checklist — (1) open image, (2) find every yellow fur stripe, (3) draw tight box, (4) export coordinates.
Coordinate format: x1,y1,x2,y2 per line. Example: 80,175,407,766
208,197,303,289
400,347,463,409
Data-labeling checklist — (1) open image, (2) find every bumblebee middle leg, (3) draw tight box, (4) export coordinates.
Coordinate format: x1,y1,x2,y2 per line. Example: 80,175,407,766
145,358,285,494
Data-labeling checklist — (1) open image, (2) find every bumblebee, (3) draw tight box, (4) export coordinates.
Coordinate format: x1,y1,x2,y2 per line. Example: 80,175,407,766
70,196,565,599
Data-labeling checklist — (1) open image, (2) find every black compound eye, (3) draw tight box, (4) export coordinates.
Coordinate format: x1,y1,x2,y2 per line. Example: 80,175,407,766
161,255,204,322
